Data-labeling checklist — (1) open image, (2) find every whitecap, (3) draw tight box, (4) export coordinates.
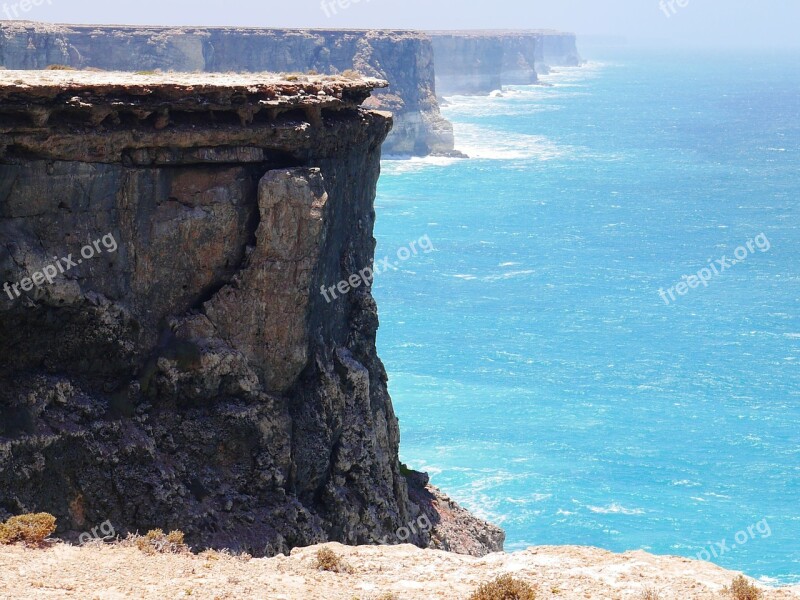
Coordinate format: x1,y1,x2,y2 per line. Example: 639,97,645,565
586,503,645,515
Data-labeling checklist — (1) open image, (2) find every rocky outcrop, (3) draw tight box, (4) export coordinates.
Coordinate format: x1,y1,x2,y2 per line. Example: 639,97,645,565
428,30,581,95
0,71,501,556
0,22,455,156
406,470,504,557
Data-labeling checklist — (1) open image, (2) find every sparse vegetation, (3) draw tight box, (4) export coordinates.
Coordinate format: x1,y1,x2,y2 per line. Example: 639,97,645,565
341,69,362,80
723,575,762,600
468,574,537,600
134,70,158,75
0,513,57,546
313,547,352,573
126,528,190,555
640,588,662,600
45,64,76,70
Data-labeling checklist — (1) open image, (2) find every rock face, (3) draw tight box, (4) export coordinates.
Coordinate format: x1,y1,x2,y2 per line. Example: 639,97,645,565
406,470,505,557
0,22,455,156
0,71,501,557
536,30,583,74
429,30,581,95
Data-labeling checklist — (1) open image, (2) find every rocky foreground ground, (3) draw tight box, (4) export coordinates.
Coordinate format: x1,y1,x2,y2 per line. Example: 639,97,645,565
2,542,799,600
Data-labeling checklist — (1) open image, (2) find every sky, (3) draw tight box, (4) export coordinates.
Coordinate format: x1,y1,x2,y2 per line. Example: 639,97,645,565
2,0,799,48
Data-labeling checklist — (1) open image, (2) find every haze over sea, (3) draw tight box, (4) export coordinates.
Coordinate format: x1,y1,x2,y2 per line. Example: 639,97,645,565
374,49,800,584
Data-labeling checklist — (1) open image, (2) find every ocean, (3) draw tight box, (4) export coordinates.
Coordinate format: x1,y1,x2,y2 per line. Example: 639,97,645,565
373,49,800,584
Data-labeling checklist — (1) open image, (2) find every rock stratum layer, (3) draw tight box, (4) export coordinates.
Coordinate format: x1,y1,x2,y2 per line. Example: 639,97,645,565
0,71,503,557
429,30,582,95
0,22,455,156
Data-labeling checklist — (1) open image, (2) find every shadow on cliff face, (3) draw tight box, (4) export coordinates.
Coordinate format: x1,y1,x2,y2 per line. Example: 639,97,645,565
0,155,420,556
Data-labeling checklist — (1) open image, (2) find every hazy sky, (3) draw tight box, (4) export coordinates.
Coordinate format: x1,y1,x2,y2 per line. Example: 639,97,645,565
3,0,799,48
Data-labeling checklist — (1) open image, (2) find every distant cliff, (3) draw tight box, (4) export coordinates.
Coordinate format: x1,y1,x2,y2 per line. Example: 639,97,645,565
0,22,455,157
429,30,581,95
536,30,583,74
0,71,503,556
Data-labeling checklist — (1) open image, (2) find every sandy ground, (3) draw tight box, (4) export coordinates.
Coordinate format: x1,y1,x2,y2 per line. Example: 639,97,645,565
1,542,798,600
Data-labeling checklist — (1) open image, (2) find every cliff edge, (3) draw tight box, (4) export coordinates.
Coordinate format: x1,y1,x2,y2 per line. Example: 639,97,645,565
2,542,798,599
0,23,455,157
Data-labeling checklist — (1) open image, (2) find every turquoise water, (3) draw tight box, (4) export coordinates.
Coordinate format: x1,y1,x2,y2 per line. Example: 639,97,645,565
373,49,800,584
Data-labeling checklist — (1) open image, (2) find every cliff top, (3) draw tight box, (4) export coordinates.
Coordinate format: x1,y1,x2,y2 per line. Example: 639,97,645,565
0,70,387,109
0,21,574,38
1,542,798,599
426,29,577,37
0,21,425,37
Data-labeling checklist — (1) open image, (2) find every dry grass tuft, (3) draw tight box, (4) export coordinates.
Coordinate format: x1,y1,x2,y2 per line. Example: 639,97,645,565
640,588,662,600
468,574,537,600
45,64,77,70
0,513,57,546
723,575,762,600
313,547,352,573
125,528,190,555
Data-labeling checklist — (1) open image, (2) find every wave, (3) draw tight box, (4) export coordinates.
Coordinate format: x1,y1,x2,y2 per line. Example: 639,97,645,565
450,123,570,161
380,155,462,174
587,503,646,516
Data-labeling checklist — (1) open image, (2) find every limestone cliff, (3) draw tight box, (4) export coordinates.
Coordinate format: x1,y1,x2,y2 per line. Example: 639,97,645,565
0,22,455,156
0,71,503,556
536,30,583,74
429,30,581,95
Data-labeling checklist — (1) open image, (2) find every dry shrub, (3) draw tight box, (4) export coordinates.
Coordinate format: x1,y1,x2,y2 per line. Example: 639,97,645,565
45,64,76,70
723,575,762,600
640,588,662,600
313,547,352,573
469,574,537,600
127,528,190,555
0,513,57,546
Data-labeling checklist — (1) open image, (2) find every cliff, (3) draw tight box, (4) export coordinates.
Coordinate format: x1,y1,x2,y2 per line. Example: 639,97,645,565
428,30,581,95
536,30,583,74
0,71,502,556
0,22,455,157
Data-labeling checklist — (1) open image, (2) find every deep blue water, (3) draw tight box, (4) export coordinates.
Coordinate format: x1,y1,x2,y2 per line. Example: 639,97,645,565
372,49,800,584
